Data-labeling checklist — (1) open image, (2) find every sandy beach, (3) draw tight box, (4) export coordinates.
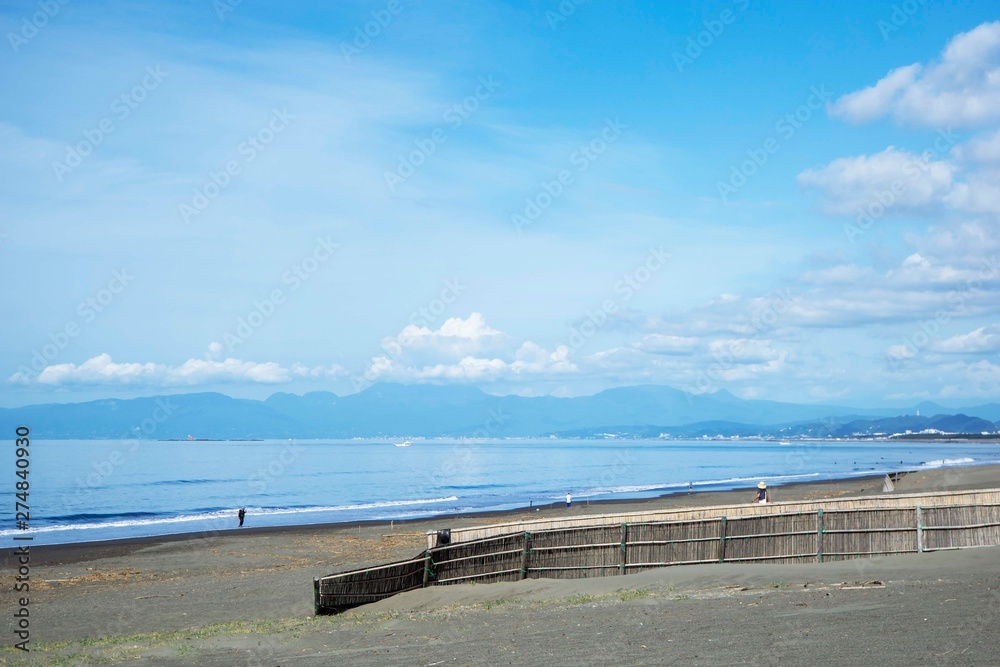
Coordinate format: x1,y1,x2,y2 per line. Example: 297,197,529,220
3,465,1000,665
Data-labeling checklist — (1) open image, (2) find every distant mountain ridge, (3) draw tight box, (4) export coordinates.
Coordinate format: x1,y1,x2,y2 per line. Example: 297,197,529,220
2,383,999,439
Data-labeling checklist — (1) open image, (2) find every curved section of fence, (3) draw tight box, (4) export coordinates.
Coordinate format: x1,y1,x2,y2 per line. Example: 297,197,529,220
313,490,1000,615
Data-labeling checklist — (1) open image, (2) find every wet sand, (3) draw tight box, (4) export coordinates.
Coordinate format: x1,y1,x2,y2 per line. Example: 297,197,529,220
2,465,999,665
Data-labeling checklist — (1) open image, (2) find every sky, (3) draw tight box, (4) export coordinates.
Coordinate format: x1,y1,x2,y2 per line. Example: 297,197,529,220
2,0,1000,408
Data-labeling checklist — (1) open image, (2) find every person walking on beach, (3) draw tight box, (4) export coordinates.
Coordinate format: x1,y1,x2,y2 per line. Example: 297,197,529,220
566,491,572,508
238,507,246,527
751,482,768,504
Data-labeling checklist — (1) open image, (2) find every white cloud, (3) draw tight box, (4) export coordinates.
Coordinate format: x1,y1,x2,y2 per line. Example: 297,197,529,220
380,313,508,363
291,363,350,378
830,64,921,124
365,346,577,384
27,354,167,386
886,344,916,361
632,334,700,355
166,358,290,384
934,325,1000,353
800,264,875,285
797,147,955,216
915,221,1000,261
935,359,1000,395
816,24,1000,224
953,128,1000,163
887,252,978,287
831,21,1000,127
362,314,578,385
8,353,345,386
708,338,780,364
943,169,1000,215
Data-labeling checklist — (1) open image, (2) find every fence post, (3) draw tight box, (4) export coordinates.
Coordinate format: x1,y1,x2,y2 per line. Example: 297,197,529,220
313,577,321,615
916,506,923,553
422,550,432,587
718,516,728,562
521,532,531,580
816,509,824,563
619,523,628,575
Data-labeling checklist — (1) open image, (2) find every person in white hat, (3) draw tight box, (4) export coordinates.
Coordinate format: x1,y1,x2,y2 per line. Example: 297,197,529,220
752,482,768,504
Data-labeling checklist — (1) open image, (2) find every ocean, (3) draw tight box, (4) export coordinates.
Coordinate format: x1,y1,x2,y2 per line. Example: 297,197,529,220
3,438,998,546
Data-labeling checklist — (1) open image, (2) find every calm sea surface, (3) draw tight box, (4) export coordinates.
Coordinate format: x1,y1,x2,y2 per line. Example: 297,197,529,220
3,438,999,546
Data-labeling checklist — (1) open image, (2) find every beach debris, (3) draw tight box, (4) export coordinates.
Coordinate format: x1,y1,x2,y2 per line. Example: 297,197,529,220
839,580,885,589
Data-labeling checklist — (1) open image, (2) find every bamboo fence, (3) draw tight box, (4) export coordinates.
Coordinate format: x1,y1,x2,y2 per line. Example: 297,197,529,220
444,487,1000,543
313,489,1000,614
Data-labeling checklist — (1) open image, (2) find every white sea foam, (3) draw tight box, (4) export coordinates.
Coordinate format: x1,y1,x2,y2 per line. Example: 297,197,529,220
0,496,459,538
920,457,975,468
572,473,822,499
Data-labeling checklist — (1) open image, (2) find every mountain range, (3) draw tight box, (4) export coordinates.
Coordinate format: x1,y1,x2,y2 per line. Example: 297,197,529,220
3,384,1000,440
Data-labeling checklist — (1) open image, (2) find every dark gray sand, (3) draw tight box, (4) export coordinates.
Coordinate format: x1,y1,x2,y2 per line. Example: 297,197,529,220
2,465,999,665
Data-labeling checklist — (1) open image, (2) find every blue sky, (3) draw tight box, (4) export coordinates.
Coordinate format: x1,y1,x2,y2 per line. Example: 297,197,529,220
2,0,1000,407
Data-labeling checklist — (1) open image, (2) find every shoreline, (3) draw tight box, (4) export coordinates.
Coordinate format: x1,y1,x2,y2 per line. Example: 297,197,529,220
26,463,1000,567
22,471,886,563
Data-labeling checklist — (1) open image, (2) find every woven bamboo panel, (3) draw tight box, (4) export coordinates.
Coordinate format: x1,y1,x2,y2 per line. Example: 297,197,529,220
317,556,425,611
433,533,524,585
923,504,1000,550
724,514,817,563
626,519,721,567
822,508,917,557
528,525,621,578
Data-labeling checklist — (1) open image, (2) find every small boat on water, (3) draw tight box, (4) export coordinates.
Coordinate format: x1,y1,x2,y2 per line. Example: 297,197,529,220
394,440,412,447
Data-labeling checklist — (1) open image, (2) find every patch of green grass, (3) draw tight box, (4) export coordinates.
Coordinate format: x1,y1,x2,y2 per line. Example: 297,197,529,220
618,588,651,602
4,616,316,665
564,593,600,605
480,597,523,610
